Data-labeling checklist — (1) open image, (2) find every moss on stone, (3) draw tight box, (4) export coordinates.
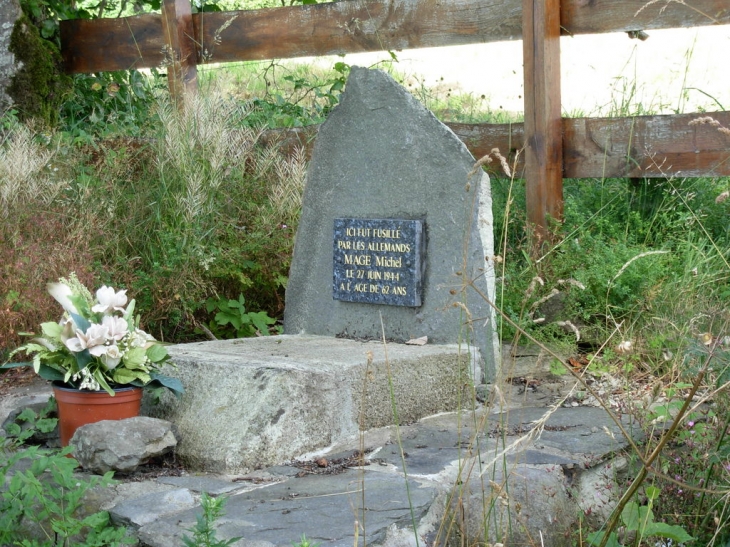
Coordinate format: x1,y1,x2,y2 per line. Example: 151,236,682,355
7,15,72,127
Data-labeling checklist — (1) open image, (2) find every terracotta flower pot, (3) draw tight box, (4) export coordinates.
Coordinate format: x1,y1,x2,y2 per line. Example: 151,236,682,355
52,382,143,446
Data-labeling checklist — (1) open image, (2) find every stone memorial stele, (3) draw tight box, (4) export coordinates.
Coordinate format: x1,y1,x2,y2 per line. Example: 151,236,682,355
285,66,499,379
150,67,500,474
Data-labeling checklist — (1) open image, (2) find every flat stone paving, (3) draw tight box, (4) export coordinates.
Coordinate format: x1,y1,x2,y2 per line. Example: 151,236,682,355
1,347,643,547
100,403,639,547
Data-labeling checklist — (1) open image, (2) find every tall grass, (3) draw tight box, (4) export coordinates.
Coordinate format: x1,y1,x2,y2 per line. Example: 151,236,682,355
0,91,306,350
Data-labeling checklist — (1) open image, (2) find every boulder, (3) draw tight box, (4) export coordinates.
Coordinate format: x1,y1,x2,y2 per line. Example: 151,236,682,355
448,461,578,547
71,416,179,474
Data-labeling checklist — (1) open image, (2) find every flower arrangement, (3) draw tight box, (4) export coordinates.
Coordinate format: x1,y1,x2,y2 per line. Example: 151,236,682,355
3,274,183,398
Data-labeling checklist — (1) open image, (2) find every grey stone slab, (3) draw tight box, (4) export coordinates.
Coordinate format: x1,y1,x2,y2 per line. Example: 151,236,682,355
110,488,196,528
372,424,474,476
145,470,436,547
149,336,479,473
157,475,244,495
284,66,499,380
506,449,581,466
506,407,639,457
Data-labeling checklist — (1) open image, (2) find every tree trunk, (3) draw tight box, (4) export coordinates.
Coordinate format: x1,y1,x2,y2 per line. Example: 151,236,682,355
0,0,22,111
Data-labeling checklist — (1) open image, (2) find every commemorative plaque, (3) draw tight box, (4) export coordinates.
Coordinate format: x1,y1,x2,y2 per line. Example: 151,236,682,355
333,218,425,307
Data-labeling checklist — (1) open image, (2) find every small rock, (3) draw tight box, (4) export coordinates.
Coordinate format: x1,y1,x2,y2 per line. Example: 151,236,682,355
71,416,179,474
112,488,195,528
475,384,491,403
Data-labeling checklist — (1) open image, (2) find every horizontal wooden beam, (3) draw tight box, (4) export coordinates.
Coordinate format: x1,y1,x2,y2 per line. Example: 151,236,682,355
264,112,730,179
61,0,730,74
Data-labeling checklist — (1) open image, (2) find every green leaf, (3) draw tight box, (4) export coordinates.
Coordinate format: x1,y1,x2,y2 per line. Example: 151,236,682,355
645,485,661,501
69,312,91,333
586,531,620,547
124,299,137,329
16,408,38,422
250,311,276,335
621,501,654,532
36,418,58,434
36,363,67,382
113,368,148,385
643,522,695,543
94,370,116,396
228,296,245,311
41,322,63,338
0,360,32,369
80,510,111,528
123,347,147,368
74,348,93,369
146,343,168,363
147,373,184,398
549,358,568,376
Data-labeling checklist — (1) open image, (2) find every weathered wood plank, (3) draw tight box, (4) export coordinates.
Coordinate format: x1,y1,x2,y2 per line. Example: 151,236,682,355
61,14,164,73
564,111,730,178
563,0,730,34
265,112,730,179
161,0,198,104
60,0,730,74
523,0,563,243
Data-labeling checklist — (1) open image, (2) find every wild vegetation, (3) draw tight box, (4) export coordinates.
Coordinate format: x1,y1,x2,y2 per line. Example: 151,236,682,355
1,0,729,545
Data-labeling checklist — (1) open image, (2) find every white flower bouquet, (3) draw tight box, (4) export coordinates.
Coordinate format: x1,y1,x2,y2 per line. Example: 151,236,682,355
3,274,183,397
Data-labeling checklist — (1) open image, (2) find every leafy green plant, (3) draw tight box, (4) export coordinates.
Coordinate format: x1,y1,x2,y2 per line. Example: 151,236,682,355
204,294,279,339
60,70,165,141
182,493,240,547
0,441,133,546
4,398,58,445
291,534,320,547
587,486,694,547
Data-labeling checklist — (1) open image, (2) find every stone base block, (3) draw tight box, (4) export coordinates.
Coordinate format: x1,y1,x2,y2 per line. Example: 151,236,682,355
147,335,481,473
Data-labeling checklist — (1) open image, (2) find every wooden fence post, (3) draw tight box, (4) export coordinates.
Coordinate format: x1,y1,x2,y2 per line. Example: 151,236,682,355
522,0,563,251
161,0,198,106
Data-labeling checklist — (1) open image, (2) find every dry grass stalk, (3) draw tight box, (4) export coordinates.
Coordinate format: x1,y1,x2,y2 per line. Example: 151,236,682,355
0,126,64,216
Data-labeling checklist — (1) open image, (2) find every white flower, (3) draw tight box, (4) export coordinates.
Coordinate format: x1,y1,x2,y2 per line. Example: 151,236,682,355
47,282,79,315
92,286,128,314
129,328,155,348
64,323,109,353
101,344,123,370
102,315,129,341
65,337,85,353
59,318,75,344
85,324,108,348
616,340,633,354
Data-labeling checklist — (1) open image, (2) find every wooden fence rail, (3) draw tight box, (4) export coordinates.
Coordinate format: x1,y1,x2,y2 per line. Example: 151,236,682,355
61,0,729,73
269,111,730,179
59,0,730,242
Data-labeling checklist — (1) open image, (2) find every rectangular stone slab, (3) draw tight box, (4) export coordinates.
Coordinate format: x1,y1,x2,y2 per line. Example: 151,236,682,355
148,335,481,473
